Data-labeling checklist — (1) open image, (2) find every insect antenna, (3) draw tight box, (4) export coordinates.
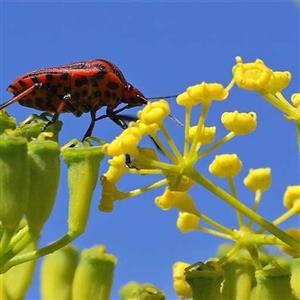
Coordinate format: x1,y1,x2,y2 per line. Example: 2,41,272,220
147,95,178,100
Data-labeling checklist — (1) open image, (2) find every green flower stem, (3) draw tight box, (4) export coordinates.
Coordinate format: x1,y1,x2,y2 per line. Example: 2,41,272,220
0,230,13,256
184,106,191,156
218,244,241,265
198,132,236,159
275,92,294,108
246,245,262,270
194,211,234,236
0,233,75,273
261,93,295,116
160,124,182,161
186,168,299,250
225,78,235,92
235,232,286,247
189,103,210,157
273,205,299,226
227,177,244,228
150,133,177,163
196,225,233,240
248,190,262,228
139,156,179,173
122,179,167,198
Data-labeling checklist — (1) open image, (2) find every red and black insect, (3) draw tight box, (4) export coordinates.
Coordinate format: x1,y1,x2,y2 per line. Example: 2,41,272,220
0,59,151,139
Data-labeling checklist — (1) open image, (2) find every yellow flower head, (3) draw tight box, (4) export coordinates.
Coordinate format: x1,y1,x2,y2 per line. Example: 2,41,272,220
176,212,200,233
243,168,271,192
137,100,170,126
291,93,300,107
283,185,300,210
172,262,192,298
221,111,257,135
176,91,199,107
209,154,242,178
189,126,216,145
187,82,228,105
105,155,127,183
155,188,197,213
232,56,291,93
106,127,143,156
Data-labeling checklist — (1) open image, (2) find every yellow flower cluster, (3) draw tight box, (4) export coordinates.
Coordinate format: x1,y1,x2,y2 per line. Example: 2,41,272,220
243,168,271,192
221,111,257,135
232,57,291,94
209,154,242,178
176,82,228,107
172,262,192,298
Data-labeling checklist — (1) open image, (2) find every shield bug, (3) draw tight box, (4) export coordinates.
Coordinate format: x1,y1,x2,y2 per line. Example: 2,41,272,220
1,59,154,139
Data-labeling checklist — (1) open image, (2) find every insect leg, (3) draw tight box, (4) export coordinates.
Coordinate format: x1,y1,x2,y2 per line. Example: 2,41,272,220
82,110,97,141
0,83,43,110
106,106,128,129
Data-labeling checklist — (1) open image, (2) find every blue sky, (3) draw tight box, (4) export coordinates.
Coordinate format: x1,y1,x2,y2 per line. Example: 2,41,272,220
1,1,299,299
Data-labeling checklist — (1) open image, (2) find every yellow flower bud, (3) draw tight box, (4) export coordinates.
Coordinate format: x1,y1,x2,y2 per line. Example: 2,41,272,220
189,126,216,144
105,155,126,183
283,185,300,210
243,168,271,192
232,57,291,93
291,93,300,107
221,111,257,135
173,262,192,298
187,82,228,105
176,91,199,107
155,188,197,213
138,100,170,125
176,212,200,233
209,154,242,178
136,121,159,135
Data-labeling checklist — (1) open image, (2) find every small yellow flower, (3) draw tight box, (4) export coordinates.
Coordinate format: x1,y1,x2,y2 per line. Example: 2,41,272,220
176,91,199,107
105,155,127,183
283,185,300,211
173,262,192,298
291,93,300,107
209,154,242,178
136,120,159,135
106,127,142,156
232,56,291,93
221,111,257,135
155,188,197,213
137,100,170,125
243,168,271,192
176,212,200,233
189,126,216,144
186,82,228,105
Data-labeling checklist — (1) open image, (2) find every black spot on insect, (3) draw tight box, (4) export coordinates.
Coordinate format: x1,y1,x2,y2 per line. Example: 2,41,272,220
106,81,119,90
8,84,17,91
111,92,117,99
19,80,26,87
94,91,102,97
82,90,88,97
31,76,39,84
46,74,53,81
75,77,88,87
60,73,69,80
95,71,106,80
31,90,37,96
105,91,111,98
35,97,43,103
57,83,63,88
92,79,99,87
74,92,80,98
50,85,58,93
64,87,71,93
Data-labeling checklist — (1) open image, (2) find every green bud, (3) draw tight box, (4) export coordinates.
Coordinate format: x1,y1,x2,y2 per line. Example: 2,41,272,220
72,245,116,300
251,264,292,300
14,114,62,141
62,142,104,235
41,244,78,300
221,258,255,300
185,261,223,300
119,281,165,300
0,110,16,134
2,241,36,300
0,136,29,232
291,258,300,299
25,139,60,234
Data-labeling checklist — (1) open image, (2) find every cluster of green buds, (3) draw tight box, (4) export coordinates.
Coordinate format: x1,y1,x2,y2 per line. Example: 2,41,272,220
98,57,300,299
0,110,104,276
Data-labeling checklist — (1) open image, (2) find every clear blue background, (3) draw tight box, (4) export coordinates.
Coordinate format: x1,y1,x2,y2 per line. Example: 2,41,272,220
1,1,299,299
